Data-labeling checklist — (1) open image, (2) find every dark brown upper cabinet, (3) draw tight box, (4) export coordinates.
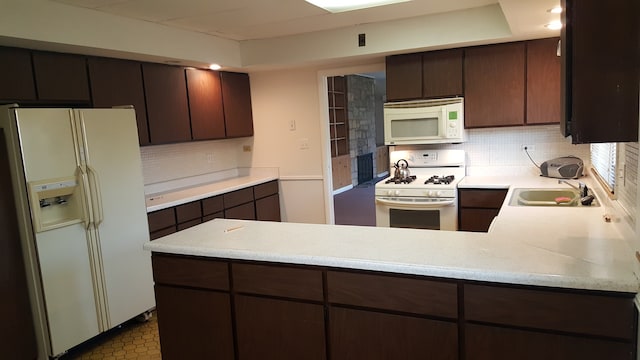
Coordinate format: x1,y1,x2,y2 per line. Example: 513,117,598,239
220,72,254,138
88,57,150,145
142,63,191,144
186,68,225,140
385,53,422,101
32,51,90,103
526,38,561,125
422,49,463,99
0,47,36,102
464,42,526,128
561,0,639,143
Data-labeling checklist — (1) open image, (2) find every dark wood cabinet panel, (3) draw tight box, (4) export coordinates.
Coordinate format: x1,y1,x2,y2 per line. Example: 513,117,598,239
330,307,458,360
152,254,229,290
147,208,176,233
526,38,561,124
386,53,422,101
0,47,36,102
233,263,323,301
155,285,234,360
150,226,176,240
176,218,202,231
255,193,281,222
142,63,191,144
459,208,500,232
465,284,636,339
459,189,508,208
224,202,256,220
0,131,37,360
561,0,639,143
87,57,150,145
235,295,326,360
223,187,254,208
422,49,463,98
186,68,225,140
32,51,90,103
253,180,278,199
327,271,457,318
220,72,254,138
466,323,634,360
458,189,507,232
464,42,526,128
202,195,224,216
175,201,201,224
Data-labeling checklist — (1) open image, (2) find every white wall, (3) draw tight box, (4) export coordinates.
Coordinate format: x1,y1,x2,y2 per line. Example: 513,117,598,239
247,67,328,223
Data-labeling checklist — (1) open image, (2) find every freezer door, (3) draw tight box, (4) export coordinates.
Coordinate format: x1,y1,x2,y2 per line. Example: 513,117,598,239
13,108,101,356
76,108,155,329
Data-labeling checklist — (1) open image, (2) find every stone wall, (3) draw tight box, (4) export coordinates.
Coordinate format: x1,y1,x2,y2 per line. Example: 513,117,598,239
347,74,378,184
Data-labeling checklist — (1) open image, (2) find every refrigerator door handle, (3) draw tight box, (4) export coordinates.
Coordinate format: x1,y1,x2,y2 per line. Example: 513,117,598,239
78,166,94,229
87,166,105,227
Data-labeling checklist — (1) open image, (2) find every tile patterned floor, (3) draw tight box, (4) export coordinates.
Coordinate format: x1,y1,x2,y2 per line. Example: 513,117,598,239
65,312,161,359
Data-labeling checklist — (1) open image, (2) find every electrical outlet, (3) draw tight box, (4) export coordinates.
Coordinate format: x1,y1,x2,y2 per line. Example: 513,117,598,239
243,145,252,152
521,145,536,152
206,152,215,163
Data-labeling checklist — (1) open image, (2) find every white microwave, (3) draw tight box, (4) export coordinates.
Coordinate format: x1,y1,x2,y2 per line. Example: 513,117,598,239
384,98,465,145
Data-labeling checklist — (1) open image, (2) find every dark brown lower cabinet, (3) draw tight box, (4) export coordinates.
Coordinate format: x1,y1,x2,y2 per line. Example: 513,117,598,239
256,193,281,221
235,295,326,360
154,285,234,360
329,307,458,360
150,254,638,360
224,202,256,220
466,323,634,360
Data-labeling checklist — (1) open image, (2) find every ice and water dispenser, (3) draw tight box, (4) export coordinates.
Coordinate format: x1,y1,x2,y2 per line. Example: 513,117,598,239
28,176,84,232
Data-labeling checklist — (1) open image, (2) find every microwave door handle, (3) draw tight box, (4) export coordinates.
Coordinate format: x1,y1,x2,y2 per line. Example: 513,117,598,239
375,197,455,208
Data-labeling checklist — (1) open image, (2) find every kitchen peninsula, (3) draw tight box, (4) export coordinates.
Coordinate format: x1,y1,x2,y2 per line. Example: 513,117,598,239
145,174,639,360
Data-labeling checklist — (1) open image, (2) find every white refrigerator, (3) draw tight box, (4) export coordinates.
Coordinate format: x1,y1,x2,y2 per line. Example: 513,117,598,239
0,106,155,358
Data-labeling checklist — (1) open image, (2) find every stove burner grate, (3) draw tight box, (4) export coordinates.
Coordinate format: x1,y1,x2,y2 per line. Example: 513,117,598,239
385,175,417,184
424,175,455,185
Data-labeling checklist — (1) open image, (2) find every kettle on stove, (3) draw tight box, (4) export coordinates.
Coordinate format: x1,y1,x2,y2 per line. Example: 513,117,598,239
394,159,411,179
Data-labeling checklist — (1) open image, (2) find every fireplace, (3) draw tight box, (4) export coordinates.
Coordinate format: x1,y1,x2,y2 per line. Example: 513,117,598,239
357,153,373,185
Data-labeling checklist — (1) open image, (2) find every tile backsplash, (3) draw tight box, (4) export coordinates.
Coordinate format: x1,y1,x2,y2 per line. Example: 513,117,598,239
140,138,251,185
394,125,591,176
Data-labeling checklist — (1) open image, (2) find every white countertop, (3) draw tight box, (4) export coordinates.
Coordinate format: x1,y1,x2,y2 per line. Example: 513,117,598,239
145,167,279,212
145,171,639,293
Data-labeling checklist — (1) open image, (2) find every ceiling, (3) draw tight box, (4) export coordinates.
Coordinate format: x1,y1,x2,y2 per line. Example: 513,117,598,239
50,0,561,42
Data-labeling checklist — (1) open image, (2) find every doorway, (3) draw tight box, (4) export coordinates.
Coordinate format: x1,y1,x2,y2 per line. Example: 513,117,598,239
324,71,389,226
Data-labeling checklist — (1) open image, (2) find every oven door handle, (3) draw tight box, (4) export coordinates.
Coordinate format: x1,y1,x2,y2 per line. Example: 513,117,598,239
375,197,455,208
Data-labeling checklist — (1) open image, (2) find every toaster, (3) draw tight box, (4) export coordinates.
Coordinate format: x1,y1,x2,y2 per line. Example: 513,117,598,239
540,156,584,179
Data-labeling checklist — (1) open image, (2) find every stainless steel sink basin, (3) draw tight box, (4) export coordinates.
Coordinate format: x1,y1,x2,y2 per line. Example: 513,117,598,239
509,188,599,207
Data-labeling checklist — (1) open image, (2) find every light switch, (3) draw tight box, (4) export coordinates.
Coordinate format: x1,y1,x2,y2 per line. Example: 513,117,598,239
289,119,296,131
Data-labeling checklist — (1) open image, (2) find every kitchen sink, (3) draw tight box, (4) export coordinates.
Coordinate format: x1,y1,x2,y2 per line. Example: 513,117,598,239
509,188,599,207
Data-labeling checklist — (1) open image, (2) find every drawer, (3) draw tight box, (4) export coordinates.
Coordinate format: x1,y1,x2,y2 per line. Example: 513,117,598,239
459,189,508,208
177,218,202,231
150,226,176,240
225,202,255,220
176,201,202,223
203,212,224,222
253,180,278,199
223,187,254,209
464,284,636,339
148,208,176,233
327,271,458,318
202,195,223,216
152,254,229,291
232,263,324,301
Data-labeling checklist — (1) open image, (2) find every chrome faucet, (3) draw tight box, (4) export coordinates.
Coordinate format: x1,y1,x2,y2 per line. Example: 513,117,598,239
558,179,588,197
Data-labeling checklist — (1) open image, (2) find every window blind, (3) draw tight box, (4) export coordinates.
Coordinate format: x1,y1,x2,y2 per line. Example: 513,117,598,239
617,142,638,228
590,143,617,192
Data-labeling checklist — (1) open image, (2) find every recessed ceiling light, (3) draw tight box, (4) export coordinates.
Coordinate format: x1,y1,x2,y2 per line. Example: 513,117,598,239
209,64,222,70
545,20,563,30
305,0,411,13
548,6,563,14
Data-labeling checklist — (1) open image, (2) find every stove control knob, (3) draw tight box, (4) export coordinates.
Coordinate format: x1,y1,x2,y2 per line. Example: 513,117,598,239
426,190,434,197
435,191,442,197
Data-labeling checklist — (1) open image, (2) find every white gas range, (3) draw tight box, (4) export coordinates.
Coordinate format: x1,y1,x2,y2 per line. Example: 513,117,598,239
375,149,466,231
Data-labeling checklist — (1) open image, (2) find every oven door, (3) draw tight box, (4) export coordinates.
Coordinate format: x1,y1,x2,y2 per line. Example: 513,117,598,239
375,196,457,231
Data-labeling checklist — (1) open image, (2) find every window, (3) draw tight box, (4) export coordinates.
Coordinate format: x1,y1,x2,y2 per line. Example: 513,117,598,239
590,143,617,193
